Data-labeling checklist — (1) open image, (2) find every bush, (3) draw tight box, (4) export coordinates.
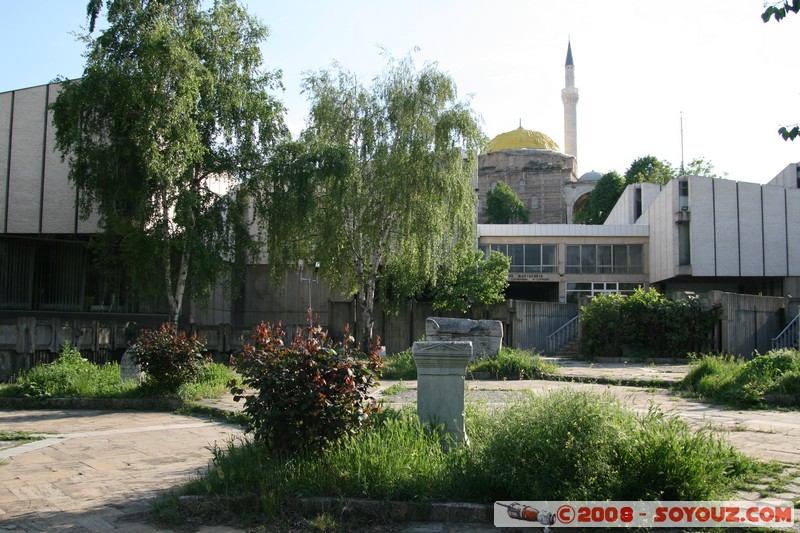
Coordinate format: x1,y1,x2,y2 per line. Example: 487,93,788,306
184,390,761,522
580,288,719,358
679,349,800,407
381,348,417,380
134,323,206,392
469,347,558,379
230,321,383,453
382,347,558,381
8,342,130,398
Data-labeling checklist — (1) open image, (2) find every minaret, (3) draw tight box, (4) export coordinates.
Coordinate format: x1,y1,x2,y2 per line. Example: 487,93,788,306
561,40,579,162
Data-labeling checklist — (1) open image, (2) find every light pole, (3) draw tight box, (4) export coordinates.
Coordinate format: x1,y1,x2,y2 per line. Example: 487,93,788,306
298,259,320,324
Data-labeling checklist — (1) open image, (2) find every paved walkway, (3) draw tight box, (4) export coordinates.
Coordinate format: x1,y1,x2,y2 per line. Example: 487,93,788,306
0,410,243,532
0,360,797,532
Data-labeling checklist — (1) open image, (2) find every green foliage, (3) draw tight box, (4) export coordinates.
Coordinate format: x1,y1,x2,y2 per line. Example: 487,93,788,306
185,390,759,519
573,171,625,224
680,349,800,407
8,342,131,398
684,157,723,178
486,181,529,223
468,347,558,379
381,348,417,380
381,346,558,381
230,321,383,453
134,323,206,392
762,1,800,141
431,249,510,314
624,155,676,185
762,0,800,22
51,0,286,322
259,53,485,347
580,288,718,358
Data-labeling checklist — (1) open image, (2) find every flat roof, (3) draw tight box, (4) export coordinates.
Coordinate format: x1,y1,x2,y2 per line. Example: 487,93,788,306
477,224,649,238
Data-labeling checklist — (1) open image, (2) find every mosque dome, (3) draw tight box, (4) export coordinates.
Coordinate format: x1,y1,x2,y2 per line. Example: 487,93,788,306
579,170,602,181
486,126,560,153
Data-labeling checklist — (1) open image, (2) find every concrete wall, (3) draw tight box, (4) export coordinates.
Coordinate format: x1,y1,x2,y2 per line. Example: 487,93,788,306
605,182,663,225
643,179,678,283
0,83,99,235
767,162,799,189
710,291,785,356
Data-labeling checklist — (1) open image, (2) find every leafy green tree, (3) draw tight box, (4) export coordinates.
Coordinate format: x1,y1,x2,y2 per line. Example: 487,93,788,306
624,155,676,185
486,181,530,223
432,250,510,314
762,1,800,140
260,55,484,348
52,0,286,324
683,157,724,179
573,171,625,224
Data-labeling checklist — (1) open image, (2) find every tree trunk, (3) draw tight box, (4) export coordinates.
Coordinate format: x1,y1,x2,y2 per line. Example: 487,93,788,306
357,273,377,351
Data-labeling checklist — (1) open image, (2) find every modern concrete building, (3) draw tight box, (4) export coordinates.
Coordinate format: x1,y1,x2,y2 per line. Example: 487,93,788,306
478,167,800,303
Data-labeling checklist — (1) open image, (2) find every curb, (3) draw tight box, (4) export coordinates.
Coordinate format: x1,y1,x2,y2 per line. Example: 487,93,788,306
0,396,182,411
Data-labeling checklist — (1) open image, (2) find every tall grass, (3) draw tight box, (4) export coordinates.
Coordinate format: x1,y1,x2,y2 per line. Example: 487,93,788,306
679,349,800,407
0,342,235,401
382,347,558,380
187,389,763,521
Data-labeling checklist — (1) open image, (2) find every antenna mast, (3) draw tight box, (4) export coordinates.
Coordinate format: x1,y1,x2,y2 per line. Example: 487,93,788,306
680,111,685,175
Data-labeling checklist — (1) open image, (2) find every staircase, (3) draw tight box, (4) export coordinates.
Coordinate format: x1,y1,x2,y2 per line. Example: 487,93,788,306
546,315,580,355
556,338,581,357
772,313,799,350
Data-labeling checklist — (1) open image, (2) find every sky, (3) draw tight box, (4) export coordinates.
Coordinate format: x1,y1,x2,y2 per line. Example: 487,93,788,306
2,1,799,184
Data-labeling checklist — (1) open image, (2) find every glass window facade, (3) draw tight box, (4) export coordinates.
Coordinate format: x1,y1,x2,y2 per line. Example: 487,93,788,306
565,282,641,303
566,244,643,274
480,244,558,273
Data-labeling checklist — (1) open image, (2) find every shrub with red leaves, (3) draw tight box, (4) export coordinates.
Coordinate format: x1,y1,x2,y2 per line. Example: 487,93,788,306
230,320,383,453
134,323,206,392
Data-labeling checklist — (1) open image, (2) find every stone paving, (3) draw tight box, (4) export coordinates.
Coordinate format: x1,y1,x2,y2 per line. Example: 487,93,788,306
0,410,243,532
0,360,797,532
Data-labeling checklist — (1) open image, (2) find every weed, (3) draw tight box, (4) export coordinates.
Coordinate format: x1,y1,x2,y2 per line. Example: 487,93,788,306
382,346,559,381
678,349,800,408
173,389,769,525
381,381,408,396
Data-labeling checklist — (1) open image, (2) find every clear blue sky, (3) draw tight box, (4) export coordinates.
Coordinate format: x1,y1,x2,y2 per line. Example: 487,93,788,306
2,0,799,183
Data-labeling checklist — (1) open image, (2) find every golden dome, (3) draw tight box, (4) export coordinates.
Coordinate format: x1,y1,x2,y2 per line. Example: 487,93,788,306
486,126,560,153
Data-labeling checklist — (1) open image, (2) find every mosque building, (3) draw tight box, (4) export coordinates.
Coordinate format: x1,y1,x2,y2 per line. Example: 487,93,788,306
476,41,598,225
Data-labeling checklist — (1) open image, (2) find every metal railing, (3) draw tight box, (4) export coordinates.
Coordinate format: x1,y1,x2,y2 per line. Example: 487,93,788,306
771,313,799,350
546,315,580,355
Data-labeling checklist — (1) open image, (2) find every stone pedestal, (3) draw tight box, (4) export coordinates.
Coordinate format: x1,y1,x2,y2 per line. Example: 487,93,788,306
412,341,473,447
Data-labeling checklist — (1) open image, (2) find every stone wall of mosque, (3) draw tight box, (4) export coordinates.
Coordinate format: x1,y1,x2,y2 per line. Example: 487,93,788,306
477,149,577,224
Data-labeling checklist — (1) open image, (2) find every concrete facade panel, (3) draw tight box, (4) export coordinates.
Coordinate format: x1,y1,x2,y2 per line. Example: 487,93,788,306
41,84,78,234
713,179,739,276
0,92,11,231
7,86,47,233
788,188,800,276
762,186,788,276
737,182,763,276
688,177,715,276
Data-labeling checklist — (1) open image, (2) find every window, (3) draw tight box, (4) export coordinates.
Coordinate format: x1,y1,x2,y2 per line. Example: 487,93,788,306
484,243,557,273
634,187,642,220
565,244,644,274
566,281,642,303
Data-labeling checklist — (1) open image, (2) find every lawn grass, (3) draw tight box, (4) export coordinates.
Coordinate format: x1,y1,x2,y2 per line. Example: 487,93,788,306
382,346,558,380
678,348,800,408
173,389,771,528
0,342,235,402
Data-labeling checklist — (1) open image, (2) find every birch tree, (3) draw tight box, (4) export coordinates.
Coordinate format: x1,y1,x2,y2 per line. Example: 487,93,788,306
261,56,485,348
52,0,286,323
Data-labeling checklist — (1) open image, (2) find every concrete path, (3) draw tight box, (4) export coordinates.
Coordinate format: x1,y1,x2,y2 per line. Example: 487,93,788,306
0,410,243,532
